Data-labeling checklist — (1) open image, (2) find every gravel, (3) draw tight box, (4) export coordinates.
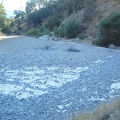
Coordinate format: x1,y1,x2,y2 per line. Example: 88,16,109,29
0,36,120,120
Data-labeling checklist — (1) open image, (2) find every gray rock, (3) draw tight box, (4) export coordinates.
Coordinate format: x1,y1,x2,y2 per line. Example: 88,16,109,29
67,47,80,52
108,44,116,49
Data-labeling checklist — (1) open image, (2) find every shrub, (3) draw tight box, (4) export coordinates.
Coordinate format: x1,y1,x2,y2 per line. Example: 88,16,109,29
79,34,86,40
64,19,82,39
25,26,49,36
1,19,13,34
45,14,64,31
25,28,38,36
53,26,59,36
58,27,65,37
38,26,50,36
57,19,82,39
2,25,11,34
97,12,120,47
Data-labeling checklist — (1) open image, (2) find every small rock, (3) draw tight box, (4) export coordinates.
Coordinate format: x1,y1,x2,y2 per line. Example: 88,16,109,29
108,44,116,49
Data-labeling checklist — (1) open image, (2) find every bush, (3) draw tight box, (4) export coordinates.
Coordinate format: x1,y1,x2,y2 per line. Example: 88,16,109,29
38,26,50,36
58,27,65,37
97,12,120,47
2,25,11,34
1,19,12,34
45,14,64,31
64,19,82,38
25,28,38,36
53,26,59,36
25,26,49,36
57,19,82,39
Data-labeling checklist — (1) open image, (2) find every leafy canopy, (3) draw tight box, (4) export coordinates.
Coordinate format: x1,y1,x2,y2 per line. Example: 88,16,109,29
0,3,6,29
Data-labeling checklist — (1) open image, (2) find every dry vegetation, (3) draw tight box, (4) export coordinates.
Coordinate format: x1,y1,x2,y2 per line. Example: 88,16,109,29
71,98,120,120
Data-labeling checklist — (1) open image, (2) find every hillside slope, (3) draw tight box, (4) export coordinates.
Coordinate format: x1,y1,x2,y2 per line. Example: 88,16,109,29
7,0,120,41
85,0,120,38
60,0,120,39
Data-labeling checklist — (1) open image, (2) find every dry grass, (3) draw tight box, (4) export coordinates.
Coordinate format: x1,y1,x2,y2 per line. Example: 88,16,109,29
71,98,120,120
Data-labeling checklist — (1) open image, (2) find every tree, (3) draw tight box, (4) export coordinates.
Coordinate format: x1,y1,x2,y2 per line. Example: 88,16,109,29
14,10,25,19
26,0,36,14
25,0,84,27
0,3,5,30
25,0,49,14
35,0,48,8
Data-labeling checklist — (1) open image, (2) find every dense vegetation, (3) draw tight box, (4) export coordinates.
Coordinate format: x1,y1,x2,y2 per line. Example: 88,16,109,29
25,0,84,26
0,3,6,31
54,19,82,38
96,12,120,47
0,0,120,47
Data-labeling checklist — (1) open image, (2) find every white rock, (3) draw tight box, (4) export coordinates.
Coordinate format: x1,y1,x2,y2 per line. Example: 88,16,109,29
75,38,80,41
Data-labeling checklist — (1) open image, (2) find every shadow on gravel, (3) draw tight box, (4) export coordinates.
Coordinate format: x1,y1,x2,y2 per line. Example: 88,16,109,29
67,47,80,52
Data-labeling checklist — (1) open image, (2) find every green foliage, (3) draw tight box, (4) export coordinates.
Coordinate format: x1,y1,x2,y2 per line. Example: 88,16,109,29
38,25,49,36
25,26,49,36
53,26,60,36
79,34,85,40
1,19,12,34
27,10,40,25
0,3,5,15
58,27,65,37
68,0,83,14
26,0,84,26
45,14,64,31
25,28,39,36
25,0,36,14
27,6,52,26
35,0,48,7
25,0,48,14
59,19,82,39
14,10,25,19
97,12,120,47
65,20,80,38
0,3,6,30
